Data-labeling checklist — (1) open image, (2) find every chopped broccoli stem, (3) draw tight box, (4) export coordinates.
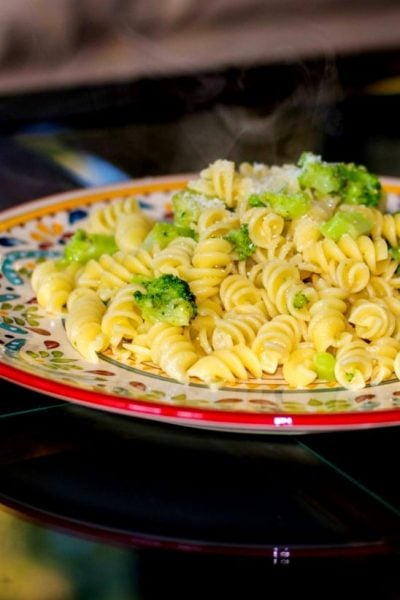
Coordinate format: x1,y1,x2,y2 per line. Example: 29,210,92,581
224,224,256,260
274,192,309,219
248,191,310,219
268,191,310,219
313,352,336,381
293,292,309,309
320,211,373,241
143,222,195,250
63,229,117,264
172,190,225,229
133,274,197,326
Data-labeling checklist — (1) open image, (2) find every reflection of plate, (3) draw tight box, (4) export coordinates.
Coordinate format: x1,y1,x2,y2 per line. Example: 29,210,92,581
2,496,396,560
1,177,400,434
0,407,398,561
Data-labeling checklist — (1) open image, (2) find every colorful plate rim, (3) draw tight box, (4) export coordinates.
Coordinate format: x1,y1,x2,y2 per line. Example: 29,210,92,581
2,175,400,434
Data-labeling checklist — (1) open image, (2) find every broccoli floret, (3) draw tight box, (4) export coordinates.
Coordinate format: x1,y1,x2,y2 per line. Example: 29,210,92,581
143,222,195,251
248,191,310,219
320,211,373,241
338,163,381,207
172,190,225,229
63,229,117,264
133,274,197,326
298,152,343,196
298,152,382,207
224,224,256,261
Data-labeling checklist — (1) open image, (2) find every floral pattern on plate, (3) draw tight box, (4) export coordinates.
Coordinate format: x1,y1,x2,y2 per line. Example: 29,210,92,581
1,177,400,433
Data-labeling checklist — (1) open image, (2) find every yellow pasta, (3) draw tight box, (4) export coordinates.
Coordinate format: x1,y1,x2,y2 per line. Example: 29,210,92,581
348,299,396,341
219,274,262,311
189,159,250,208
85,196,141,234
101,283,144,348
243,207,285,248
368,337,400,384
252,314,303,374
146,322,198,382
77,249,153,301
188,344,262,384
210,306,265,351
65,288,109,361
31,260,81,314
152,237,196,278
334,339,373,391
283,343,317,387
184,238,232,301
197,207,239,240
30,155,400,393
115,213,154,253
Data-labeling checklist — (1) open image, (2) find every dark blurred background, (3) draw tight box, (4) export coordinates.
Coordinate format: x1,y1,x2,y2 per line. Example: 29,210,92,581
0,0,399,204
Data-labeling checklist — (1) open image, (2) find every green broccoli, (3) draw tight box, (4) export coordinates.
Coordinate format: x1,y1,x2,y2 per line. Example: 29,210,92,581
298,152,382,207
293,292,309,310
247,193,267,207
63,229,117,264
313,352,336,381
298,152,343,196
389,246,400,261
224,224,256,261
320,211,373,241
143,222,195,251
172,190,225,229
338,162,382,207
248,191,310,219
132,274,197,326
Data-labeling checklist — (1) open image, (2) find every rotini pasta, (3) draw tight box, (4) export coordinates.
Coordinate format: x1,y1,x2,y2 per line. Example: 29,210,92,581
65,288,109,361
31,260,81,314
85,196,141,234
30,154,400,393
115,213,154,253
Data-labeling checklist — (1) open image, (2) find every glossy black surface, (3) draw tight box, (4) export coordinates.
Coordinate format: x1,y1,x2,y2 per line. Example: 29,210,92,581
1,51,400,597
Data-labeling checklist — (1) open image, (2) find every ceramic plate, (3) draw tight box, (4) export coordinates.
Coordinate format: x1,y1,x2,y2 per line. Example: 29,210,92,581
2,176,400,434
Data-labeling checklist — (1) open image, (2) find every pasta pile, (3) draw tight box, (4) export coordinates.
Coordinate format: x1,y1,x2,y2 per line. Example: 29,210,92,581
30,157,400,391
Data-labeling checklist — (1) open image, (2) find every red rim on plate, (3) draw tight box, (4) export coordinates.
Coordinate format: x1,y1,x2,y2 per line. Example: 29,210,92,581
1,177,400,433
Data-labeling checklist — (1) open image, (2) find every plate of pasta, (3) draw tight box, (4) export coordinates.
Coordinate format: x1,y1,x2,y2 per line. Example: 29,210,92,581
2,154,400,433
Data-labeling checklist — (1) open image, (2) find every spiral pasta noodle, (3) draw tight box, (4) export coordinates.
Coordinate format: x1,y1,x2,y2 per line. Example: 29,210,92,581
334,339,373,390
152,237,196,278
184,238,232,301
146,322,198,382
101,283,144,348
252,314,303,374
115,213,154,253
243,207,285,248
65,288,108,361
77,249,153,301
188,344,262,384
85,196,141,234
197,207,239,240
29,155,400,393
31,260,81,314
